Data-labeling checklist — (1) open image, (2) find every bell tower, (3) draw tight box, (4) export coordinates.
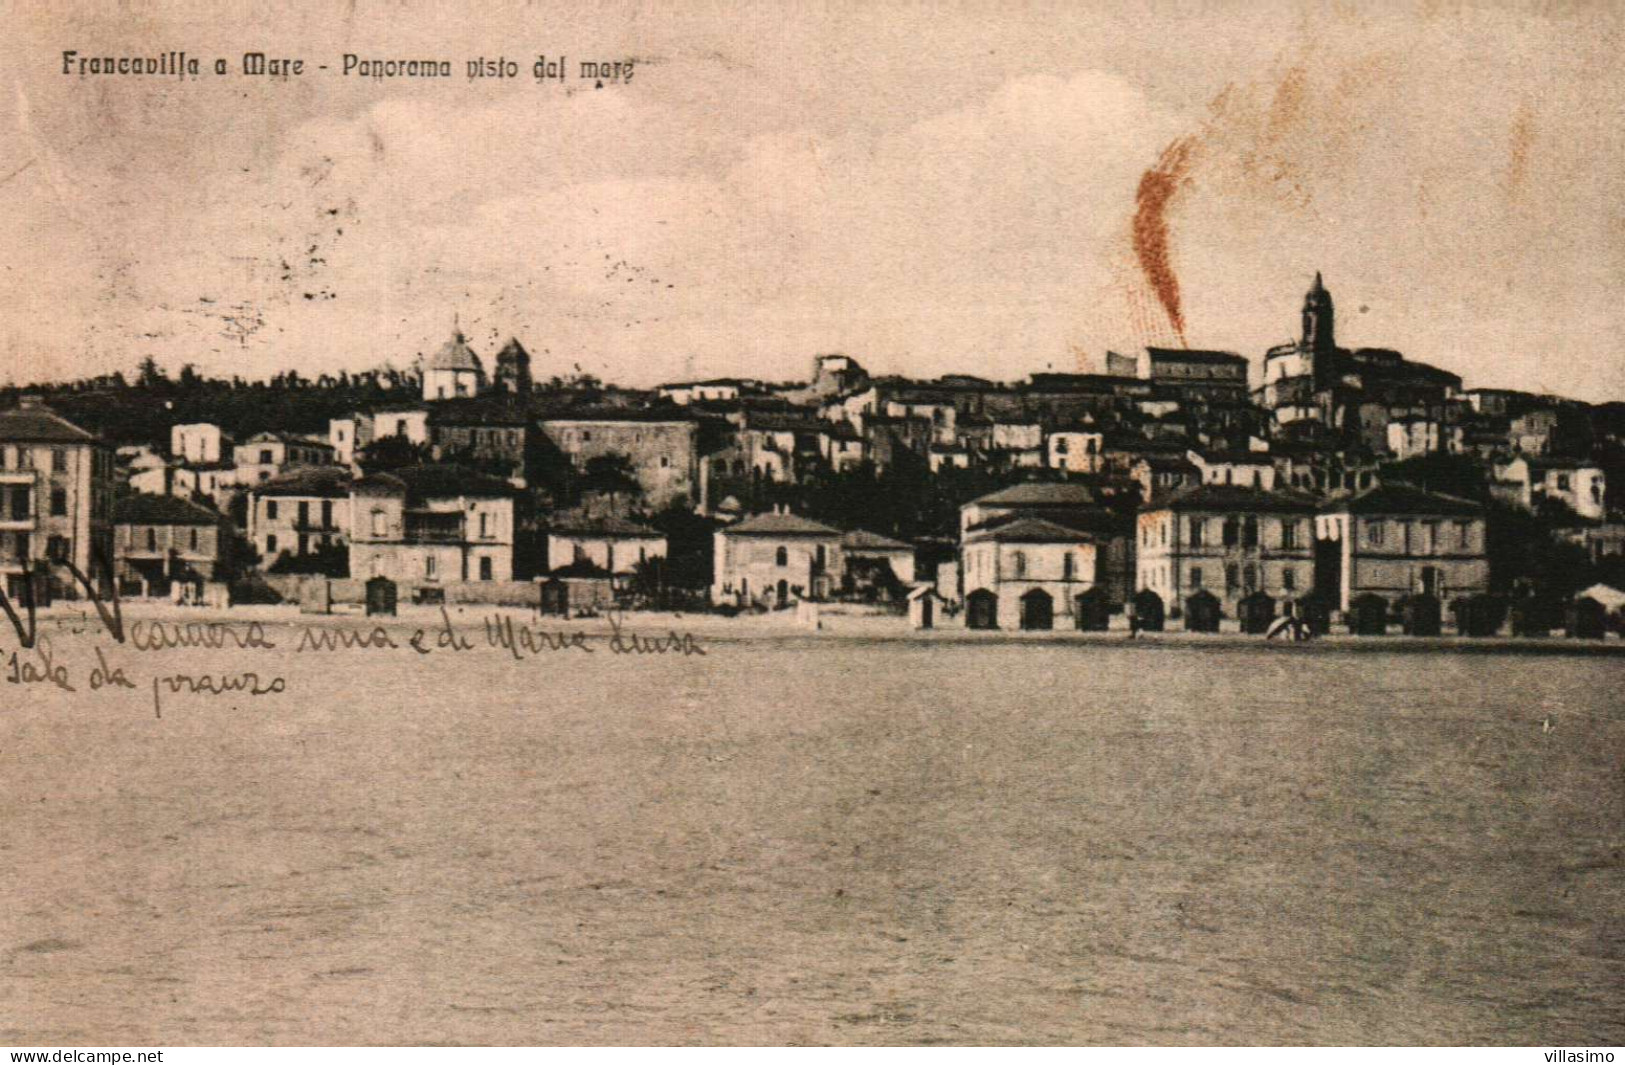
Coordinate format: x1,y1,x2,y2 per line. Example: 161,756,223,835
1301,272,1335,355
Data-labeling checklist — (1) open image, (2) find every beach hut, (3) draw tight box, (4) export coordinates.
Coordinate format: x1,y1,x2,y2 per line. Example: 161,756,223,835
1510,597,1556,638
1349,593,1388,636
907,585,946,630
1565,596,1606,640
1402,593,1442,637
1238,591,1276,635
1183,589,1221,633
364,575,397,617
1131,589,1165,633
1451,594,1504,637
1074,586,1112,631
1296,594,1332,636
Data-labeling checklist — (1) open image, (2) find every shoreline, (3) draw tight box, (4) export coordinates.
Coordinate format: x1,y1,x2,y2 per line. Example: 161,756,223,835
29,599,1625,658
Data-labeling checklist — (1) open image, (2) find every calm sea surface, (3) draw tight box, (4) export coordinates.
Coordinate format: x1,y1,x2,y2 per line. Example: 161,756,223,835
3,617,1622,1045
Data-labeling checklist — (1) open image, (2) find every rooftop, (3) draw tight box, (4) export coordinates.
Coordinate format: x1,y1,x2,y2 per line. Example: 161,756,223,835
0,400,101,444
114,493,223,526
968,482,1105,508
725,511,842,537
841,529,913,551
426,331,484,373
965,517,1096,544
253,465,354,499
1153,484,1319,513
1324,483,1483,517
355,463,514,502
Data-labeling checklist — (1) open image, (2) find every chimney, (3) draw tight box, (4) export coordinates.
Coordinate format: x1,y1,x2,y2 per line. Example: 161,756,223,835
17,393,42,409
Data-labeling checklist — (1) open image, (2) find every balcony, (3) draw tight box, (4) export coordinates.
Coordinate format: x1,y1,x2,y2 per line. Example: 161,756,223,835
404,512,467,544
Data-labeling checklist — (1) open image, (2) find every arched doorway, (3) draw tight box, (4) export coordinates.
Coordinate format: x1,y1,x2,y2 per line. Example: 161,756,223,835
1019,588,1054,631
1074,587,1110,631
776,578,790,607
1132,589,1165,632
966,589,998,630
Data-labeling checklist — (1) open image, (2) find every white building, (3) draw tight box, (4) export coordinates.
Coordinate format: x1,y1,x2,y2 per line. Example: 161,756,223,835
421,331,486,402
711,510,843,608
171,422,229,465
546,516,667,576
961,518,1097,630
349,464,515,584
1493,457,1607,522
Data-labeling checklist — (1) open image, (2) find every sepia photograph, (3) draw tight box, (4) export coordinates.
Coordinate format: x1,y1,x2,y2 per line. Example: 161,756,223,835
1,0,1622,1051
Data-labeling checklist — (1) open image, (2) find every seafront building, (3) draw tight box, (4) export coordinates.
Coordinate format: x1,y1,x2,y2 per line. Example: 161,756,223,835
0,396,116,598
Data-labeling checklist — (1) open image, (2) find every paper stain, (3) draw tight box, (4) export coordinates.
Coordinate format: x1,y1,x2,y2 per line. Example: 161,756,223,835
1506,103,1534,203
1131,136,1197,345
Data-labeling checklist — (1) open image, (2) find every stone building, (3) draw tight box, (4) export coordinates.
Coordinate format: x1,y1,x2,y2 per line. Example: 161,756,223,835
539,410,699,510
114,493,231,589
492,337,533,396
960,481,1137,607
349,464,516,584
1313,484,1488,611
1135,484,1318,618
0,397,116,598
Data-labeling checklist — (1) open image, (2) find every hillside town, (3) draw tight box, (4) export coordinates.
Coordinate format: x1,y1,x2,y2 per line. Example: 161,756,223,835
3,275,1623,637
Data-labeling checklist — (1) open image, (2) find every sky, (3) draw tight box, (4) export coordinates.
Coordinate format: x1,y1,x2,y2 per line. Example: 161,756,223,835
2,0,1622,400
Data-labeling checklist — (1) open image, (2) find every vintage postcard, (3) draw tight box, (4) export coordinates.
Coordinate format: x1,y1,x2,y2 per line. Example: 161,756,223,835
1,0,1622,1050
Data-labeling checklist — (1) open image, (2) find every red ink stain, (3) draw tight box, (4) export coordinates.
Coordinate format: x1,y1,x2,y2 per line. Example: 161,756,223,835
1132,136,1196,345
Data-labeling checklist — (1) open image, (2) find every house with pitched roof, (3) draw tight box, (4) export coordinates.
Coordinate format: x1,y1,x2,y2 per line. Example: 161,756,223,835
114,493,232,589
1313,484,1488,611
0,397,116,598
961,518,1097,630
711,508,843,607
349,464,516,585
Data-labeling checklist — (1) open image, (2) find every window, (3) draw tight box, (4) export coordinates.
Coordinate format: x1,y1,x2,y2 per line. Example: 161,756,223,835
1225,563,1238,591
1242,517,1259,549
479,512,490,538
815,545,827,571
51,449,66,472
1243,564,1257,591
1368,520,1384,546
11,487,28,520
1190,566,1203,587
1160,522,1167,547
322,501,333,528
1283,567,1296,592
298,501,310,527
1013,551,1027,578
660,456,670,468
49,488,66,517
259,448,273,463
1063,552,1075,581
1222,517,1239,547
425,555,437,578
1056,437,1068,454
479,556,493,581
267,501,278,520
1557,474,1571,491
146,528,157,552
190,528,199,551
371,510,386,536
1280,520,1297,550
266,534,277,554
1189,518,1204,548
775,546,788,567
1457,521,1471,549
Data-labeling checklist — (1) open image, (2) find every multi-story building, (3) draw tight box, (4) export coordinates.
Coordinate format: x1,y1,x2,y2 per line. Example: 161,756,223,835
0,397,116,598
171,422,231,465
233,431,336,485
349,464,515,585
539,410,699,509
1046,427,1104,474
711,509,843,607
1136,484,1318,617
1492,457,1607,521
546,516,667,577
1313,484,1488,611
960,482,1136,607
247,466,353,567
113,493,232,589
961,518,1097,630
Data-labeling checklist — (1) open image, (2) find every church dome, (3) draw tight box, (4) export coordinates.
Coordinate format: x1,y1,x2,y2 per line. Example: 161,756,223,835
428,332,483,373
